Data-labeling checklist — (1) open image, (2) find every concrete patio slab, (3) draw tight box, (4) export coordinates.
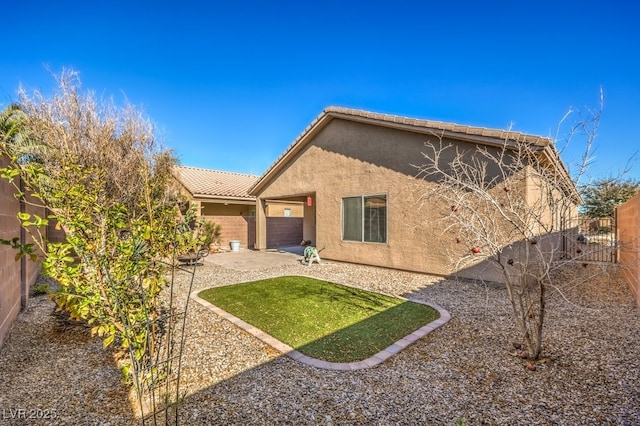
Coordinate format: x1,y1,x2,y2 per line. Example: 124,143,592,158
204,246,305,271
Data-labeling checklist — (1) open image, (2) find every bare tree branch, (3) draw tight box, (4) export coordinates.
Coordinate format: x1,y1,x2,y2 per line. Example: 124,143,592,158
414,101,613,361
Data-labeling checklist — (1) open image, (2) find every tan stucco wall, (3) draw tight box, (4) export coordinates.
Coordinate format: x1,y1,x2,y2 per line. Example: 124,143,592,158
201,202,255,216
254,118,579,281
199,200,301,217
255,119,493,277
265,201,304,217
303,201,316,244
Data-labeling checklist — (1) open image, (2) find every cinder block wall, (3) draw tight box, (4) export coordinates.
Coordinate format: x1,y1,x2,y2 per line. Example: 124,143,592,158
23,195,44,294
266,217,303,249
205,216,255,250
204,215,302,250
0,156,47,349
46,214,67,244
0,157,22,349
616,193,640,309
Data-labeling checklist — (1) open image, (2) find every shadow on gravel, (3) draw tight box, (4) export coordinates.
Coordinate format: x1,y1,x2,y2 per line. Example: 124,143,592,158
171,262,640,425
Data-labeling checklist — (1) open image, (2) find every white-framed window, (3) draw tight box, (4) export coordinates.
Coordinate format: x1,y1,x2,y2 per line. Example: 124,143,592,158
342,194,387,243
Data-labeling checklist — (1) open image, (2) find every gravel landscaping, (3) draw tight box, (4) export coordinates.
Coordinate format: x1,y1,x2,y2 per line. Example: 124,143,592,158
0,256,639,425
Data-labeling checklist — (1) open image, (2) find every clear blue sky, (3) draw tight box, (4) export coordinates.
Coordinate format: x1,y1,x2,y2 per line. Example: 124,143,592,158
2,0,639,181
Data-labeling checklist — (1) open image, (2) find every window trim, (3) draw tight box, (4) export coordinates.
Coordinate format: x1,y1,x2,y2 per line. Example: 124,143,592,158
341,193,388,244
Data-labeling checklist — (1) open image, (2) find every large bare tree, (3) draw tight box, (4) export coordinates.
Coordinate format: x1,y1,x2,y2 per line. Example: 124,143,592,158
415,105,606,363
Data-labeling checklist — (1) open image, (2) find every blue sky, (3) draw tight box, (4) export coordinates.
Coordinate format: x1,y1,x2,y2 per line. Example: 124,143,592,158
2,1,639,180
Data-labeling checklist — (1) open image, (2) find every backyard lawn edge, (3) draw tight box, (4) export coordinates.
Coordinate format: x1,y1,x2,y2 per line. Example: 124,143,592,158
190,287,450,371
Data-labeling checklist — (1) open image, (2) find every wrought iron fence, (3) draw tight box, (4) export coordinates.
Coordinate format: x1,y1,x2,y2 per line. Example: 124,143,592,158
561,216,616,263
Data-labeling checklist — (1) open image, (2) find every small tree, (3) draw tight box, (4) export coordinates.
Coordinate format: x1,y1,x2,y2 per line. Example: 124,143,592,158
0,70,200,421
580,177,640,218
416,106,605,363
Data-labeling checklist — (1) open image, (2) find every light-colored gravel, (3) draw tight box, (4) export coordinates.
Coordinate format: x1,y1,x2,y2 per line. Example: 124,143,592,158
1,257,639,425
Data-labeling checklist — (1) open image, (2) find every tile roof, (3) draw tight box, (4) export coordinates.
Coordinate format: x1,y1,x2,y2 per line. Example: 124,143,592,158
249,106,554,195
174,166,258,199
324,106,552,146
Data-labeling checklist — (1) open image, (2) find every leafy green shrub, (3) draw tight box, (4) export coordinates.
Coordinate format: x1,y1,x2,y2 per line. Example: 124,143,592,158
200,219,222,247
0,70,199,382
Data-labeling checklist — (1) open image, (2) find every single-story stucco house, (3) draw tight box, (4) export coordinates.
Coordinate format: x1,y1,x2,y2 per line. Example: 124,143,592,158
174,166,259,216
248,107,579,281
173,166,304,249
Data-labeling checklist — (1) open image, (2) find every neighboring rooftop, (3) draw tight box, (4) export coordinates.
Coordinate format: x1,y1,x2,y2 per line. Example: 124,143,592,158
174,166,258,200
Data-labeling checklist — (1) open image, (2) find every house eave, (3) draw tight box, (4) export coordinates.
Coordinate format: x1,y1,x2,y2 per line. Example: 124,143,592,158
249,112,334,195
249,106,557,197
193,194,256,205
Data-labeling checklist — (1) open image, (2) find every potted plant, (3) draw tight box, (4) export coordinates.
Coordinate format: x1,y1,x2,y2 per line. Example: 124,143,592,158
200,219,222,253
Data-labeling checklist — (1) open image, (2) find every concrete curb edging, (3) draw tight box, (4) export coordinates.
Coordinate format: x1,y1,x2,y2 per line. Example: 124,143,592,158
191,290,451,371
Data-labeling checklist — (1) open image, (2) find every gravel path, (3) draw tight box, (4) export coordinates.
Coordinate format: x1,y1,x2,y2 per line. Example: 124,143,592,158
1,257,639,425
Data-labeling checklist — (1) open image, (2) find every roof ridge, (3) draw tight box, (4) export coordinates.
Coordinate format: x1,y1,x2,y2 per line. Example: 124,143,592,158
175,165,258,177
323,106,550,143
249,106,556,195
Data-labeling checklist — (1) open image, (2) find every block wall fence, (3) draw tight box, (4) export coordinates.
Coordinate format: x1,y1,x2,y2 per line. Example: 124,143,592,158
616,193,640,309
0,156,47,348
203,215,303,250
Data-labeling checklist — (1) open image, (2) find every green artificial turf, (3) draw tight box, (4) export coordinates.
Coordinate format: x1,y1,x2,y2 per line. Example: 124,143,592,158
198,276,440,362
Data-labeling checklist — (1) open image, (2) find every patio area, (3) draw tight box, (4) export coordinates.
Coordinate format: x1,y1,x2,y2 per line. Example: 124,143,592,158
0,251,638,424
205,246,305,271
